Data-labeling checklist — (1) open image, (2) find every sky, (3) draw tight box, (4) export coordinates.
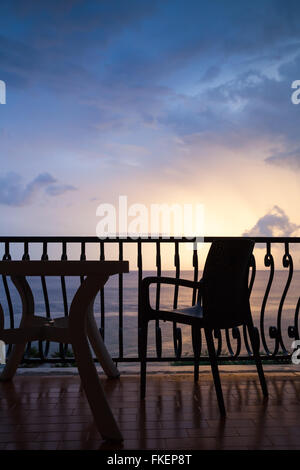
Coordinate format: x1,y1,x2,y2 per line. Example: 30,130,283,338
1,0,300,257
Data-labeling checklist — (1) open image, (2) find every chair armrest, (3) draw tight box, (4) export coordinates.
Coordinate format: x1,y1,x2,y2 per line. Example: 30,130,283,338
141,277,202,313
142,276,202,289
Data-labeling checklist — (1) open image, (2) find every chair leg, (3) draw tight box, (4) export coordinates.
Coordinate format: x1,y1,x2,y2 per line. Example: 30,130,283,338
204,328,226,416
248,325,268,397
192,326,201,383
194,359,199,383
140,321,148,400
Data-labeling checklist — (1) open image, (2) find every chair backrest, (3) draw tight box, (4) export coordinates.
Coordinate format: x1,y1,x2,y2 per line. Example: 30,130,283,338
202,239,254,329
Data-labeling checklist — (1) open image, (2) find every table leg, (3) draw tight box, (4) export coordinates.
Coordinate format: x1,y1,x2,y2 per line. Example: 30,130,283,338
0,343,27,381
69,274,123,441
87,308,120,378
0,276,35,381
72,330,123,441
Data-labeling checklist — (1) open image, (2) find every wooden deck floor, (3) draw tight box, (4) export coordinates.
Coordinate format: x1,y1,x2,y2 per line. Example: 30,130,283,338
0,371,300,450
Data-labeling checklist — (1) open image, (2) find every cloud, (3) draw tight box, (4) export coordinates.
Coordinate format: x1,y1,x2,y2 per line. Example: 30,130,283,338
243,205,300,237
2,0,300,178
152,52,300,173
265,147,300,169
0,172,76,206
0,0,159,93
200,65,221,83
45,184,76,196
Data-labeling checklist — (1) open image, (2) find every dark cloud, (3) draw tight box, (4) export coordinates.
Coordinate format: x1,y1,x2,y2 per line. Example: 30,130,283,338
0,0,159,93
1,0,299,96
0,172,76,206
155,55,300,171
243,206,300,237
1,0,300,175
200,66,221,83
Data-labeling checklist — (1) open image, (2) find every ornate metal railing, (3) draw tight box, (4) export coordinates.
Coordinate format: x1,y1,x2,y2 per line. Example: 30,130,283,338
0,236,299,365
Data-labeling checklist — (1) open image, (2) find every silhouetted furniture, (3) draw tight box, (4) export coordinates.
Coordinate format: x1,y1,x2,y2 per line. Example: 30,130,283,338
0,260,129,441
139,239,268,415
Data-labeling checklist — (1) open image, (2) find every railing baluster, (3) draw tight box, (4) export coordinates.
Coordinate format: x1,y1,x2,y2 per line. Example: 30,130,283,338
80,242,86,285
22,242,32,359
191,241,202,361
192,242,198,306
137,240,143,358
173,242,182,359
22,242,29,261
40,242,50,360
243,253,256,356
118,241,124,359
173,242,180,309
60,242,69,359
99,241,105,340
2,242,13,355
155,241,162,358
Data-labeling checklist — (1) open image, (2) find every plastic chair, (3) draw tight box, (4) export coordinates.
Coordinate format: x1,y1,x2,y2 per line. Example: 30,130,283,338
139,239,268,415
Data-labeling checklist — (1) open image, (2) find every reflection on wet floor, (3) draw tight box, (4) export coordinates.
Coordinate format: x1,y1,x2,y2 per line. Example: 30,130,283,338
0,372,299,449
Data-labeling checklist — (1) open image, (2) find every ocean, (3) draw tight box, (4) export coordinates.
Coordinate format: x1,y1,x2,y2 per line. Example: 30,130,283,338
0,270,299,361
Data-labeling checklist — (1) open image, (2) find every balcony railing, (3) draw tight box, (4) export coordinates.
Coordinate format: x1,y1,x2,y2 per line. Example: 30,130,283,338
0,236,299,366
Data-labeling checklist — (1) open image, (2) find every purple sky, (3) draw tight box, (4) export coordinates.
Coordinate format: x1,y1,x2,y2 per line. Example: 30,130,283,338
0,0,300,247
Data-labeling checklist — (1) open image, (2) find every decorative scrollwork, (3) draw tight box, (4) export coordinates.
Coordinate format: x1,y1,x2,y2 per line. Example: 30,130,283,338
2,244,13,355
0,236,299,365
259,242,278,357
244,254,256,355
213,328,222,356
277,243,293,355
248,254,256,293
289,297,300,340
225,327,241,358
